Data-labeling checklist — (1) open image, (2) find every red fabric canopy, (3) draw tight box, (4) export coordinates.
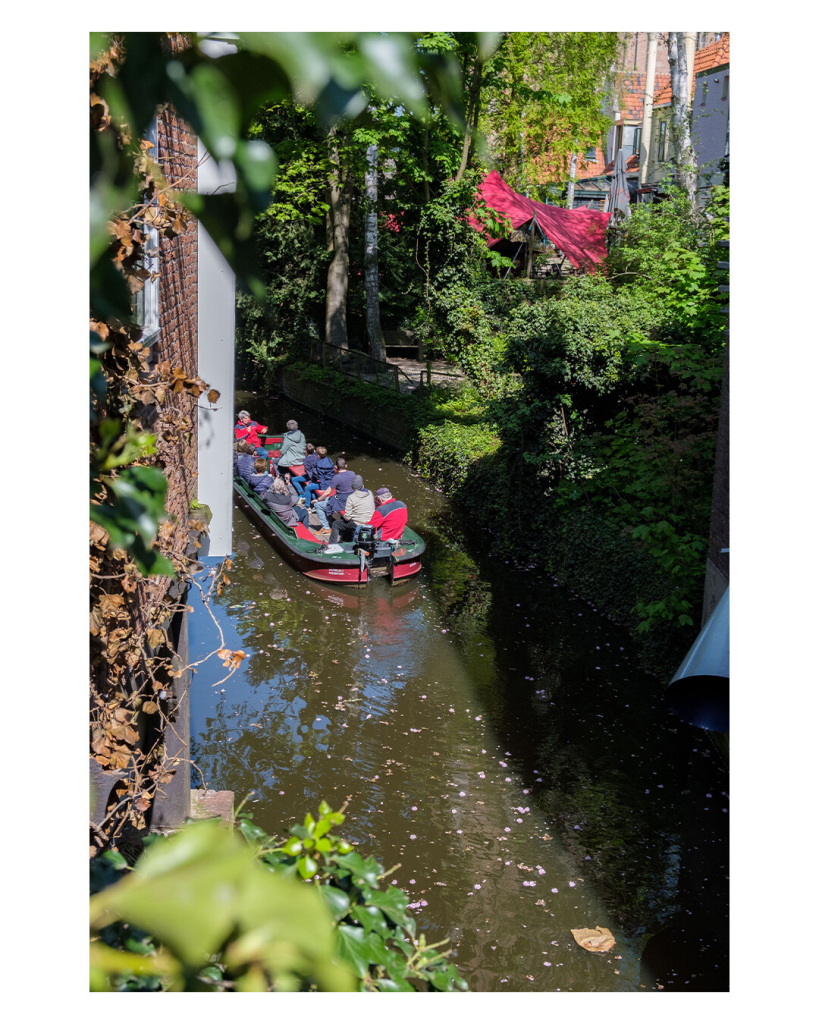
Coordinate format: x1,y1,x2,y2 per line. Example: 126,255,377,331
469,170,610,270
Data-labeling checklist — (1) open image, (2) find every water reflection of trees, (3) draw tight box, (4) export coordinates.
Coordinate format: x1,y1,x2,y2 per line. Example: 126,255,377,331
457,582,728,936
412,504,726,939
194,525,432,835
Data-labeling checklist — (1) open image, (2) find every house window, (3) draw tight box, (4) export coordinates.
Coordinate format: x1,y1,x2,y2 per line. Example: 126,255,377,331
722,73,729,100
585,145,597,159
657,120,667,162
133,118,161,347
619,124,641,156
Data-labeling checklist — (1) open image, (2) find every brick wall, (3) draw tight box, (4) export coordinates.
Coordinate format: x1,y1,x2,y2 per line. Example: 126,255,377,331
133,107,199,631
619,32,722,77
155,107,199,548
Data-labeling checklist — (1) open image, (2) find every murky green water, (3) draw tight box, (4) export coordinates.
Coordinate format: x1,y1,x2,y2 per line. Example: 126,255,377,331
188,392,728,992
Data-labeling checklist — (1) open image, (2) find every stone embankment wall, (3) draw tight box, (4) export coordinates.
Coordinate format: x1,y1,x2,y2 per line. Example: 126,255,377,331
277,365,412,450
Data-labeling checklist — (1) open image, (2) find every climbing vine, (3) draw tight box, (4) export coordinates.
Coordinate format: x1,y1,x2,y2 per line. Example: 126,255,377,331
90,37,246,853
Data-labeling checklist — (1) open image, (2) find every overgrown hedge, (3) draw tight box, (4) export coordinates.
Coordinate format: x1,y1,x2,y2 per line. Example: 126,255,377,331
412,415,692,675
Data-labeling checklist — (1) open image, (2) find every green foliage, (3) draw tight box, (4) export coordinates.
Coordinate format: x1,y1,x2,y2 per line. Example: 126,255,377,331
90,463,174,577
604,185,729,349
91,32,470,577
90,819,356,992
90,804,468,993
240,801,468,992
235,221,330,384
505,275,653,397
415,420,501,490
480,32,619,191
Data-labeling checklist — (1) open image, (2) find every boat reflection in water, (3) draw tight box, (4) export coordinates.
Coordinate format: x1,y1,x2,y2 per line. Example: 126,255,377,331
307,576,421,613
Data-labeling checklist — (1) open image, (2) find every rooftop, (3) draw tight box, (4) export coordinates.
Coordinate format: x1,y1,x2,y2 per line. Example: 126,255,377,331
654,33,730,105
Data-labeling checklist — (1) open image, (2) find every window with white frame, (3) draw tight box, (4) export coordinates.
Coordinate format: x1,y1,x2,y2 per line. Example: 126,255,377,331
617,124,641,156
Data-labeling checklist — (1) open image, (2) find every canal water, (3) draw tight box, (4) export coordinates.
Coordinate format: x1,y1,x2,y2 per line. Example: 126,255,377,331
188,392,729,992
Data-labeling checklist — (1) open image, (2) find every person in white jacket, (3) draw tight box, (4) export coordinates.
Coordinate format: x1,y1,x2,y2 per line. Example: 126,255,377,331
329,475,375,543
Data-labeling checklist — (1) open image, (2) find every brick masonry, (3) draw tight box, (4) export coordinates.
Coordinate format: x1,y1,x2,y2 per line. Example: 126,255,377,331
133,107,201,630
619,32,723,79
156,107,199,521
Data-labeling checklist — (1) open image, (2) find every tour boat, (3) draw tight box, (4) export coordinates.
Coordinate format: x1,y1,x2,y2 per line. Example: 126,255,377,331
232,438,424,586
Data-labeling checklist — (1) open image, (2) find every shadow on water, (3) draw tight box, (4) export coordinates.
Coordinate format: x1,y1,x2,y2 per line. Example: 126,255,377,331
187,391,728,991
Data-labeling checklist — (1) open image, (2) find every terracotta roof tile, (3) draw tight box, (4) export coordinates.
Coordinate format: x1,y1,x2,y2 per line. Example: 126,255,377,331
694,33,730,74
654,34,729,105
617,73,649,120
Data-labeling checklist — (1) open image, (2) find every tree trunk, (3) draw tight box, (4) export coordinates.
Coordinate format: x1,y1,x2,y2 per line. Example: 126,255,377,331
364,144,386,361
667,31,698,212
325,128,351,349
639,32,658,185
455,55,483,181
566,152,577,208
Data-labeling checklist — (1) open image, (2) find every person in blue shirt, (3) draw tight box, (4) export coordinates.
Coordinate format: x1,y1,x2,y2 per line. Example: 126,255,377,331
302,446,335,530
248,457,273,495
311,453,353,530
234,440,257,482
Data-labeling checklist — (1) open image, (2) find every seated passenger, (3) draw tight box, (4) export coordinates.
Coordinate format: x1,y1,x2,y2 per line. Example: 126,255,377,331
325,458,355,515
234,410,268,456
290,442,316,498
261,474,309,527
370,487,408,541
303,447,335,531
248,457,273,495
274,419,307,480
329,475,375,544
234,440,258,482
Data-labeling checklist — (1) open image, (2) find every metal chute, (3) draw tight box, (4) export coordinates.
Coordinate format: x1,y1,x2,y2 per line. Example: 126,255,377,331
665,586,729,732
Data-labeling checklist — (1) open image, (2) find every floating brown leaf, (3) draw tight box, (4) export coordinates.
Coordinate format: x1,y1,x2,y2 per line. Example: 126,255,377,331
217,647,246,670
571,926,615,954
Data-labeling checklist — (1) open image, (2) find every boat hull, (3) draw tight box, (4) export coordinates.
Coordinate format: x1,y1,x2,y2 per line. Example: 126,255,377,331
233,479,424,586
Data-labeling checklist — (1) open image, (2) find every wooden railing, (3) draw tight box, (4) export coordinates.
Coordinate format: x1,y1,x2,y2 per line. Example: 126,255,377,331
304,338,462,393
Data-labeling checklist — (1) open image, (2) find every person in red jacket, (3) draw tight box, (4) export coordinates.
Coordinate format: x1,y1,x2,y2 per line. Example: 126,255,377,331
371,487,408,541
234,410,268,455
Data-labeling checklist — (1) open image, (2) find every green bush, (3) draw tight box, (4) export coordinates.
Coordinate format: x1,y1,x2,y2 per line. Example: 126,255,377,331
414,420,501,491
504,275,654,395
90,802,468,993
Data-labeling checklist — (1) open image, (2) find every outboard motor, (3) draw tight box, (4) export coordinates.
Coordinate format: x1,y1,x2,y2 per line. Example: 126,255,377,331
353,525,378,576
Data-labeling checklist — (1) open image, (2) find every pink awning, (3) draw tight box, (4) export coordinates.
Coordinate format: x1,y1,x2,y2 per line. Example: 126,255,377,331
469,170,611,270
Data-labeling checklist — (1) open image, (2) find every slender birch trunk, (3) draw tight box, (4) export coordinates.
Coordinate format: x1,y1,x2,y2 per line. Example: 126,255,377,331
325,127,351,349
566,152,578,208
364,144,386,361
667,31,698,211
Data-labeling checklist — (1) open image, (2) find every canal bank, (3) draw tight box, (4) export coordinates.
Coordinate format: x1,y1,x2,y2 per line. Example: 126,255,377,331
271,361,695,680
187,393,728,992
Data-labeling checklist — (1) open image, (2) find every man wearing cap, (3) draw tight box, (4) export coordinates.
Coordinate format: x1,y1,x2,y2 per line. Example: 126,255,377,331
371,487,408,541
329,474,375,544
